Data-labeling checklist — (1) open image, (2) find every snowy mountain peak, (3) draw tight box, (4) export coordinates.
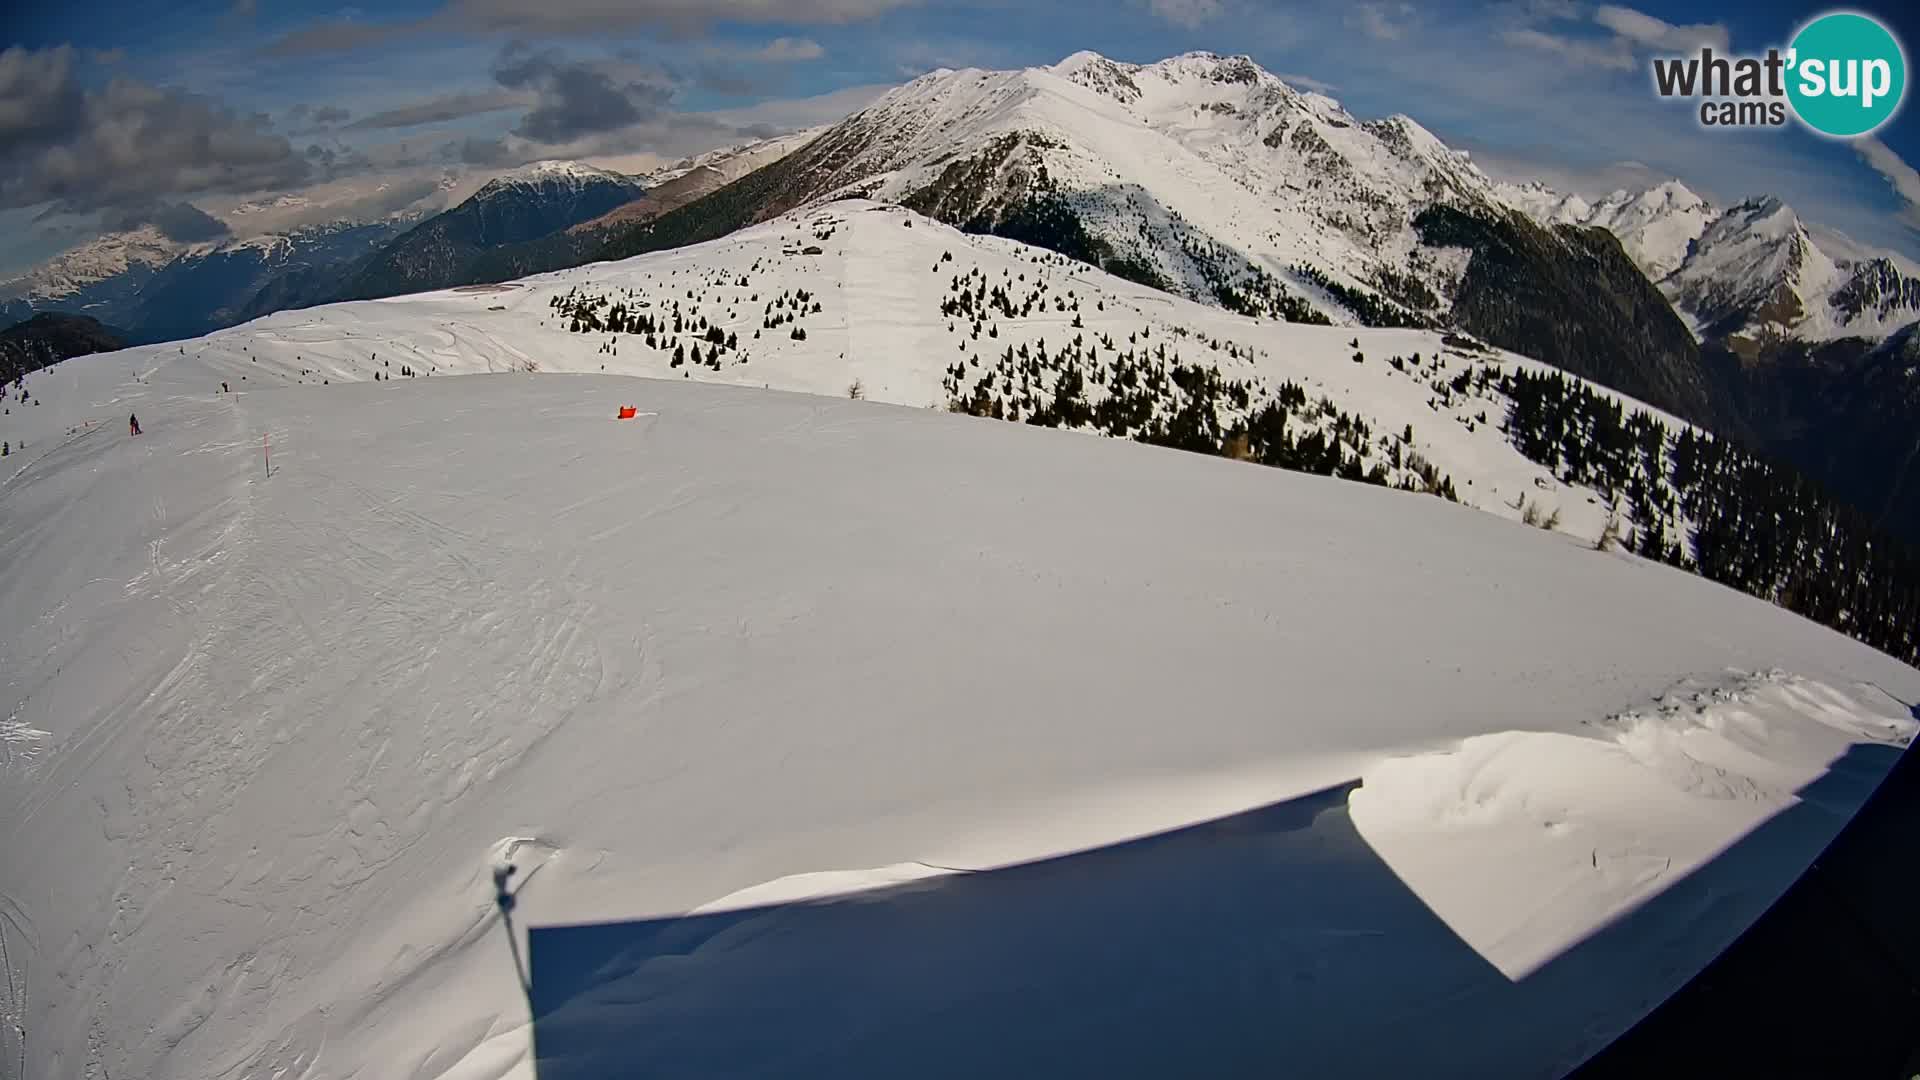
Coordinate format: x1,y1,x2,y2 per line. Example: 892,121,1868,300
1662,193,1834,347
228,192,315,217
1049,50,1298,112
1640,179,1708,211
1692,197,1815,284
1724,194,1800,235
802,50,1527,326
1502,170,1916,346
642,128,826,188
822,48,1909,352
1506,177,1722,291
1497,182,1591,224
477,160,637,197
2,226,180,301
1577,182,1717,281
1143,50,1272,87
1051,49,1135,78
1363,114,1471,170
1052,50,1147,103
1583,180,1707,219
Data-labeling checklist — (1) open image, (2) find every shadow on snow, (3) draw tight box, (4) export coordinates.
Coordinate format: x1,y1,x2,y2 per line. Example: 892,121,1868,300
1574,712,1920,1079
517,742,1906,1079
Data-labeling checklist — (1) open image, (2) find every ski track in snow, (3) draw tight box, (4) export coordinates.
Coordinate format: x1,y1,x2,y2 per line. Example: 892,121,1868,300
0,203,1915,1079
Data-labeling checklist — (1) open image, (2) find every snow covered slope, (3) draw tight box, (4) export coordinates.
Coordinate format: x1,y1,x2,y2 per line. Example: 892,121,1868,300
11,200,1711,548
3,290,1916,1079
577,131,827,235
5,200,1919,1076
699,51,1535,326
636,128,824,190
0,218,424,344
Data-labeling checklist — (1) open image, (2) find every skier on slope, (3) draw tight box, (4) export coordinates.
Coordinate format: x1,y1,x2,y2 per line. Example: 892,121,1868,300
129,413,141,437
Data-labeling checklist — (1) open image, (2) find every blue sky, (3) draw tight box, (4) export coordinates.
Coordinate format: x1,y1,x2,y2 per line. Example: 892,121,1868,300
2,0,1917,275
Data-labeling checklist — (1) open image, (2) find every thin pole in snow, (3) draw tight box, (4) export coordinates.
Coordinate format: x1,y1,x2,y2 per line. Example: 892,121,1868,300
264,432,270,478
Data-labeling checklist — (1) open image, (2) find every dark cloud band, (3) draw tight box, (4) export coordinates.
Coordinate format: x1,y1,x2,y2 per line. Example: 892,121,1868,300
0,46,309,213
492,44,674,143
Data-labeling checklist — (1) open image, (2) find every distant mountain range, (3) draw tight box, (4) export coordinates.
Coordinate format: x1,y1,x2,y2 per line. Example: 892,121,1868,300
10,61,1914,366
0,136,818,345
332,161,646,302
1508,181,1920,352
1,217,419,344
0,228,174,332
4,51,1918,540
138,219,421,342
423,129,824,288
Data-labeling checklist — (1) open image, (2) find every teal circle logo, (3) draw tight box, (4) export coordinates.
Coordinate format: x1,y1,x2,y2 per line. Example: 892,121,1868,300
1786,11,1906,138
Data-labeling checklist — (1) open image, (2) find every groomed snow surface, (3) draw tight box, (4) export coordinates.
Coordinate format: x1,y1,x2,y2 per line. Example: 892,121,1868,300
2,206,1918,1080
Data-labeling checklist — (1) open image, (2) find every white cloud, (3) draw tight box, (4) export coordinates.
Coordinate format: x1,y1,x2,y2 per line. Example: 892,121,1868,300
1592,5,1729,56
1146,0,1223,30
755,38,827,62
1500,28,1635,71
269,0,910,54
1353,3,1414,43
0,46,314,213
1462,143,1685,202
345,90,526,130
706,82,894,130
445,0,909,34
1277,71,1340,95
1492,4,1726,75
1854,137,1920,230
446,80,888,181
1511,0,1582,21
885,38,1016,77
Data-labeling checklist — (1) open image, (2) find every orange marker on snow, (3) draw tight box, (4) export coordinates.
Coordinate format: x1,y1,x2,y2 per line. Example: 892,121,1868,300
617,406,637,419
